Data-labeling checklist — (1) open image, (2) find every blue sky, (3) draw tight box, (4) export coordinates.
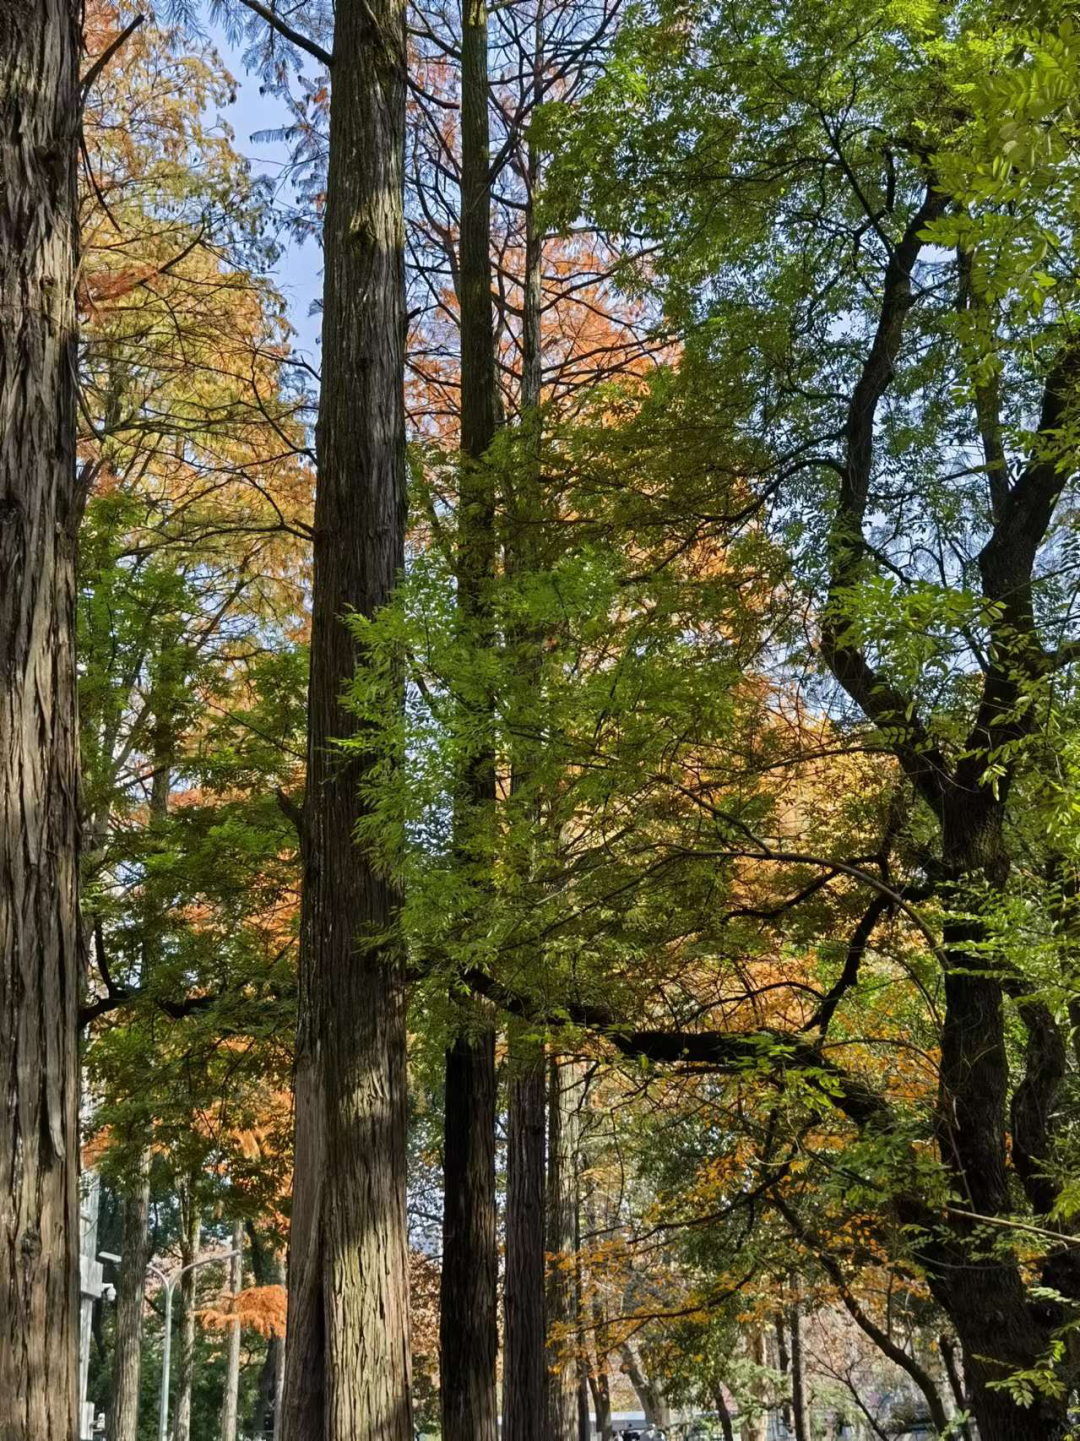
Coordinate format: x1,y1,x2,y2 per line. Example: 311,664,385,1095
208,22,324,360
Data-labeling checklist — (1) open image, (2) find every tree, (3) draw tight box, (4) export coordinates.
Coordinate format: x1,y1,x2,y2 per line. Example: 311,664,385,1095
0,4,83,1437
261,0,414,1436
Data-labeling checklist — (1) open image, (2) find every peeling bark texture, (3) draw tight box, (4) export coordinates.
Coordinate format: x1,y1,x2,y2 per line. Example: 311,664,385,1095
0,4,82,1439
502,1030,547,1441
108,1158,152,1441
546,1057,583,1441
276,0,412,1436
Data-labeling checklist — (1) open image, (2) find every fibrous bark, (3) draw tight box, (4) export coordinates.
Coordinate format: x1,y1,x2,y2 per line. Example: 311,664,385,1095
108,1158,152,1441
0,4,82,1438
277,0,413,1437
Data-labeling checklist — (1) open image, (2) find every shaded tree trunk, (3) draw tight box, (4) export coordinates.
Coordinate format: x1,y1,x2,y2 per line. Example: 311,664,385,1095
503,1031,547,1441
788,1302,809,1441
172,1196,201,1441
220,1221,245,1441
276,0,412,1438
774,1313,792,1436
0,4,82,1439
440,2,500,1440
712,1388,735,1441
108,1157,152,1441
742,1327,769,1441
440,1026,498,1441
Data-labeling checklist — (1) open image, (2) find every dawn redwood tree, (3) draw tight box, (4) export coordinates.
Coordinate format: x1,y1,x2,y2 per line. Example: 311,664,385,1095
0,4,82,1437
227,0,414,1438
439,4,500,1441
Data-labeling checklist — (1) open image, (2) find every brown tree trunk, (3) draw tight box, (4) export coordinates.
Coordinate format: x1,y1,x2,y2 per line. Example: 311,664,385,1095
108,1158,153,1441
276,0,412,1437
503,1031,548,1441
788,1302,809,1441
221,1222,245,1441
547,1056,583,1441
440,1026,498,1441
587,1372,611,1441
712,1388,735,1441
0,4,82,1439
172,1197,201,1441
440,1,500,1440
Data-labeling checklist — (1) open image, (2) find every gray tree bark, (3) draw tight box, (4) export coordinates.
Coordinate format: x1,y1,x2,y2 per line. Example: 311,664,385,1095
108,1158,152,1441
0,4,83,1438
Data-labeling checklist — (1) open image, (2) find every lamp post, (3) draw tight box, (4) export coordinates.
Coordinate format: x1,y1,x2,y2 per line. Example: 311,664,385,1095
148,1250,240,1441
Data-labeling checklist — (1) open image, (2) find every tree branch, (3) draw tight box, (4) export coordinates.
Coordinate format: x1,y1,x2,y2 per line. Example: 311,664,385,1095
236,0,333,67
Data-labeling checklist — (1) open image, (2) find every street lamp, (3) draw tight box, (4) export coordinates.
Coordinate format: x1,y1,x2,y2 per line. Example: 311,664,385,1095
147,1250,240,1441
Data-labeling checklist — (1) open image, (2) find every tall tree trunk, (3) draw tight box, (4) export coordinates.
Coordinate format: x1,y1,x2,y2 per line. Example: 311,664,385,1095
0,4,82,1439
440,1,500,1440
440,1027,498,1441
221,1222,245,1441
276,0,412,1437
108,1157,152,1441
788,1301,810,1441
172,1195,201,1441
503,1031,547,1441
547,1057,582,1441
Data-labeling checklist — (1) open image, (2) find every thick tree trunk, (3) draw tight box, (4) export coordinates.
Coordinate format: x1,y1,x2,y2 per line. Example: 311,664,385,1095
0,5,82,1440
108,1159,152,1441
503,1031,548,1441
440,1027,498,1441
220,1222,245,1441
774,1313,791,1436
440,3,500,1441
277,0,412,1437
547,1057,583,1441
172,1199,201,1441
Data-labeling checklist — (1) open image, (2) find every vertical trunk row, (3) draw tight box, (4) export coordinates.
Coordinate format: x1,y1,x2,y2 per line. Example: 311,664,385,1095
108,1157,152,1441
548,1057,582,1441
502,1032,548,1441
278,0,413,1437
440,1,500,1440
0,4,82,1438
